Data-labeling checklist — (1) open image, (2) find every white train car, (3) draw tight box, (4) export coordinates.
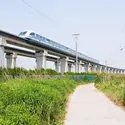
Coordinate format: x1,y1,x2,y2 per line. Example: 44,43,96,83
19,31,99,64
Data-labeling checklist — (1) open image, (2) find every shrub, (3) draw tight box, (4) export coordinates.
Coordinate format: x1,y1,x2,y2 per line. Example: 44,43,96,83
95,74,125,106
64,72,97,76
0,78,77,125
0,67,60,78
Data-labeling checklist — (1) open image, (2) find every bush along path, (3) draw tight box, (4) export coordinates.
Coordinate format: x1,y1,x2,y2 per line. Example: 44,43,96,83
0,67,60,78
0,67,98,77
0,78,86,125
95,74,125,106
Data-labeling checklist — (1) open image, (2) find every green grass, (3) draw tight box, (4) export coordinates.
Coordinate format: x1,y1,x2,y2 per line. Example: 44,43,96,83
95,75,125,106
64,72,98,75
0,67,60,77
0,78,80,125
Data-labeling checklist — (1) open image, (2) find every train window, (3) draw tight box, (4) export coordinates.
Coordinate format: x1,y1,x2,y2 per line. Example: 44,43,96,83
49,40,52,44
40,36,42,39
19,32,27,35
47,38,50,41
36,34,40,38
19,32,23,35
46,38,49,42
30,32,35,36
42,37,46,41
23,31,27,35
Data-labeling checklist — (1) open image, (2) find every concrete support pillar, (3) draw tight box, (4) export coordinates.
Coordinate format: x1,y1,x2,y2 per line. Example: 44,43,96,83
35,50,48,69
120,70,122,74
114,69,117,74
74,61,80,73
101,67,105,72
91,65,97,72
71,64,74,72
115,69,117,74
84,66,88,72
109,68,111,73
55,60,60,72
78,61,83,73
107,68,110,73
113,69,116,74
115,69,118,74
6,53,17,68
101,67,104,72
84,63,89,72
72,63,75,72
99,66,103,73
112,69,114,74
74,61,78,73
116,70,119,74
122,70,125,74
89,64,94,72
0,46,4,68
107,68,109,73
0,37,6,68
75,62,78,72
68,64,72,72
102,67,107,73
81,65,84,72
105,67,108,73
104,67,108,73
117,70,120,74
110,69,113,73
96,66,102,73
112,69,115,74
60,57,68,75
96,66,98,72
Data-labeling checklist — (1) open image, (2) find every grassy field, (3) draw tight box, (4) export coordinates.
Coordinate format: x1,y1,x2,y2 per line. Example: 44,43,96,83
0,78,82,125
95,74,125,106
0,67,97,124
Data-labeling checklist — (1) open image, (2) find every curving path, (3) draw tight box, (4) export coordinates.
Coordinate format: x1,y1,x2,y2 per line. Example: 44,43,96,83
64,83,125,125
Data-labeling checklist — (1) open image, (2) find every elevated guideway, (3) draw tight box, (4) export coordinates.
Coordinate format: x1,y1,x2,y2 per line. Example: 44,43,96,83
0,30,124,74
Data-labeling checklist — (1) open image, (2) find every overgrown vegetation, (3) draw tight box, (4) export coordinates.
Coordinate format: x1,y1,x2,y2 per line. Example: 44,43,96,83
0,78,80,125
95,74,125,106
0,67,99,77
0,67,99,124
0,67,60,77
65,72,97,75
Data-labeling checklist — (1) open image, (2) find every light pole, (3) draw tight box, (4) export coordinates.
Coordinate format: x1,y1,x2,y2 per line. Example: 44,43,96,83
72,34,80,72
104,46,124,81
105,60,107,72
105,60,108,82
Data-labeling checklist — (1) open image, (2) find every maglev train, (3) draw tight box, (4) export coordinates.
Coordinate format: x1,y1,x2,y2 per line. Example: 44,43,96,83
19,31,99,64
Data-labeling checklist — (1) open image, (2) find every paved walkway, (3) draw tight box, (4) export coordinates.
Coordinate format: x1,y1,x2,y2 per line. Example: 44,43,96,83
64,83,125,125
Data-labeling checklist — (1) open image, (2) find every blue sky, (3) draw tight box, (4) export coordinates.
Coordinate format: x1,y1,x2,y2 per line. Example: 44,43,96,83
1,0,125,69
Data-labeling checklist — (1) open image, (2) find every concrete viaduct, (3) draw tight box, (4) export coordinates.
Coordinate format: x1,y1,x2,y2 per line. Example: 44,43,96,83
0,30,124,74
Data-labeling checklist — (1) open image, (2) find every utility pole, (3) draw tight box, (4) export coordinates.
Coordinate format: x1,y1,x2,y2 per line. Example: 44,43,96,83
105,60,107,72
72,34,80,72
105,60,109,82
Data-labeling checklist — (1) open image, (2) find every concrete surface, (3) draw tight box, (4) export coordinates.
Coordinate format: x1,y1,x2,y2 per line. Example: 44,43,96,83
64,83,125,125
